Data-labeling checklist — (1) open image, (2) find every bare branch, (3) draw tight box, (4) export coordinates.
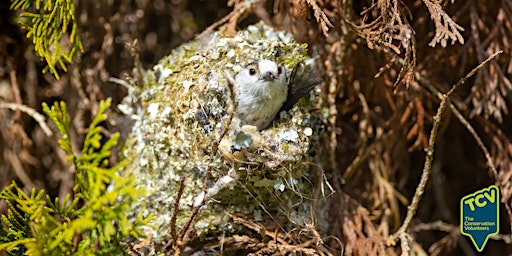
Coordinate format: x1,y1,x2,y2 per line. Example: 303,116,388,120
390,50,502,249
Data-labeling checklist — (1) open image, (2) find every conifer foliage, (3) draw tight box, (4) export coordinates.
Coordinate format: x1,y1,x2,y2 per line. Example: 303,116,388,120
10,0,82,79
0,99,148,255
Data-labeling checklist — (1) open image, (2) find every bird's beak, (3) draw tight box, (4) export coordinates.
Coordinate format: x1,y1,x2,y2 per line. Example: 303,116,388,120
262,72,276,81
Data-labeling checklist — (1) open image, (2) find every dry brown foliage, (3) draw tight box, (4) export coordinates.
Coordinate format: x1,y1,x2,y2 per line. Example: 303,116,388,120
2,0,512,255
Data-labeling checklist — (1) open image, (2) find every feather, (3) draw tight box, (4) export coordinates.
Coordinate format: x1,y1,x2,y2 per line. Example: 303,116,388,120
280,62,322,111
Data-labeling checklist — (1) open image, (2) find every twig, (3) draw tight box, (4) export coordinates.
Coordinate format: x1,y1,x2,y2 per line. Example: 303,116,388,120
162,176,187,252
343,93,370,181
228,213,289,245
490,234,512,244
390,51,503,252
209,70,238,160
417,54,512,236
413,220,458,233
0,102,53,136
448,103,512,235
172,193,209,256
199,0,260,36
6,67,35,146
6,150,37,189
9,67,23,121
126,39,145,80
171,71,239,255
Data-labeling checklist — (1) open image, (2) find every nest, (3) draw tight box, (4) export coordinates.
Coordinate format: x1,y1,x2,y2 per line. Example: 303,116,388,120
119,22,328,252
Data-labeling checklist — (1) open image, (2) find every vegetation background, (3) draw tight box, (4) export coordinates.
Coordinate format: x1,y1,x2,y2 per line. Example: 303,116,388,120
1,0,511,255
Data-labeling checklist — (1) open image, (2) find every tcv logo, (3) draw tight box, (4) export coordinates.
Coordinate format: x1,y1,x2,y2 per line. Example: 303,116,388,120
460,185,499,252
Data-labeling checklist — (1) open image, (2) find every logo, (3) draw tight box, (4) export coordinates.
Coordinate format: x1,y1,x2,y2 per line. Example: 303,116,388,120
460,185,499,252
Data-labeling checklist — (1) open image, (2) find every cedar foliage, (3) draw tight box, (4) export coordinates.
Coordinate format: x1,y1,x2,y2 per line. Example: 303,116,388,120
10,0,82,79
0,99,148,255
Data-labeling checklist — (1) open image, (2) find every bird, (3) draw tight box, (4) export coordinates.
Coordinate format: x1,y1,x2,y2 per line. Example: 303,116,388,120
233,59,321,130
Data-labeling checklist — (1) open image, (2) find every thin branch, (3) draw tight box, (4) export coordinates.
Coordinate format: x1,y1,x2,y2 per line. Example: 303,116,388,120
170,71,239,255
0,102,53,136
9,67,23,121
416,51,512,236
162,176,187,252
390,51,503,250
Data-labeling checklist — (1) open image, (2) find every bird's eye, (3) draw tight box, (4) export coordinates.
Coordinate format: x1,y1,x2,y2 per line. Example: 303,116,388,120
249,68,256,75
277,66,282,75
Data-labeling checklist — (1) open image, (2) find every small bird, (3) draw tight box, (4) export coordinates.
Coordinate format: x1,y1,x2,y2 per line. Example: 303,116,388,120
234,59,321,130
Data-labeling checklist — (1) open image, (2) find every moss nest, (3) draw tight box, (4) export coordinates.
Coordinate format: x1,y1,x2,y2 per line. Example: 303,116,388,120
119,22,327,249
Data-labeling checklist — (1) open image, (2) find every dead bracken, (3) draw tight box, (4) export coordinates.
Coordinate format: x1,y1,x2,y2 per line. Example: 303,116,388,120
119,21,328,250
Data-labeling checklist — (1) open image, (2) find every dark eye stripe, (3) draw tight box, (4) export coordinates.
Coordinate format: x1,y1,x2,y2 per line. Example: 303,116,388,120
277,66,282,75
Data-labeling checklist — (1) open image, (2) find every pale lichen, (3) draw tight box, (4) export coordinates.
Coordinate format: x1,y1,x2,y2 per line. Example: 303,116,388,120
119,22,327,248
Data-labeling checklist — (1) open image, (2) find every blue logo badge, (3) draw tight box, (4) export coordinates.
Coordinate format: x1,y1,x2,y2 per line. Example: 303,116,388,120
460,185,499,252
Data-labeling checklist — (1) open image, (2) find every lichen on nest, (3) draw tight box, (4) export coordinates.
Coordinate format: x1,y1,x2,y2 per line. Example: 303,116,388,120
119,21,327,247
